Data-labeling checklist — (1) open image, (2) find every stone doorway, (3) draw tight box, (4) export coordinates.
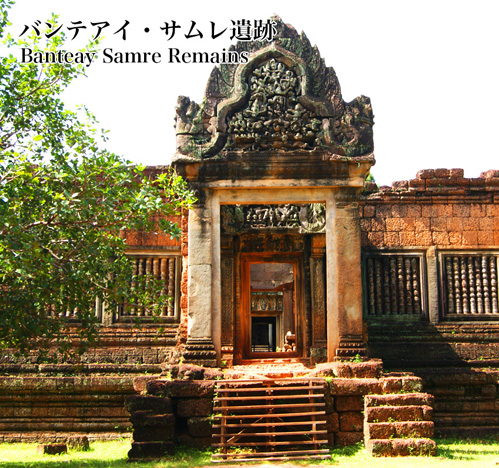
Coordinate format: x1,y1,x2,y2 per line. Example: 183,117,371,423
240,253,303,360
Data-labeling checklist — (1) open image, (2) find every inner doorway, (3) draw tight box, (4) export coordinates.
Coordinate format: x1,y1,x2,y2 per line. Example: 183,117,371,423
240,254,302,359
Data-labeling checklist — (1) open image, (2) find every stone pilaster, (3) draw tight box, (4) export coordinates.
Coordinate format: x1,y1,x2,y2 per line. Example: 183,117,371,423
310,235,327,362
327,189,365,361
184,191,217,366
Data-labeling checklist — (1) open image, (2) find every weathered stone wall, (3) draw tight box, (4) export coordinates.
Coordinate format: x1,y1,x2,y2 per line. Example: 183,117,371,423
400,367,499,438
127,365,221,459
0,326,178,366
361,168,499,365
0,371,144,442
360,169,499,249
359,168,499,438
178,210,189,354
367,321,499,368
313,361,424,446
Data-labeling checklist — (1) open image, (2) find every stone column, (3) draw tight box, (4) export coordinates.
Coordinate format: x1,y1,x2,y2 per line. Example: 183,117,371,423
182,189,217,366
327,189,364,361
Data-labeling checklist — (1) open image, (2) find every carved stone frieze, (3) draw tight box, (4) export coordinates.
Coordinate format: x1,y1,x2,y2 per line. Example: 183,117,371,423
221,203,325,234
251,292,283,312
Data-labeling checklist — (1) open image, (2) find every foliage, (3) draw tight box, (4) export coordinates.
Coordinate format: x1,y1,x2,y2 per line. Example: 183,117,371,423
0,1,195,359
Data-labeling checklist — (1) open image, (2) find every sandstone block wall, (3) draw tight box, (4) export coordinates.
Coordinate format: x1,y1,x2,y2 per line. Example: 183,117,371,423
127,370,218,459
0,372,142,442
0,326,178,366
361,169,499,249
404,367,499,438
361,169,499,366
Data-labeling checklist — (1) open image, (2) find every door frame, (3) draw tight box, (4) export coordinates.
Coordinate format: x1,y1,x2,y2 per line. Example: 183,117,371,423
239,252,304,360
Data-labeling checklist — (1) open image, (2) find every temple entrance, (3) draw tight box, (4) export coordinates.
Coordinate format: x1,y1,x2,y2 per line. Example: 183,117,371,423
251,316,277,352
240,254,302,359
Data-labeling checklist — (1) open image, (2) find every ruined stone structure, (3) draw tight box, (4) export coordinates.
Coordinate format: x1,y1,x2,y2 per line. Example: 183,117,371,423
2,17,499,450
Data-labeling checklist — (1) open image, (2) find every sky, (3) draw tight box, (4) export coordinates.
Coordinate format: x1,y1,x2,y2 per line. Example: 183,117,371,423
4,0,499,186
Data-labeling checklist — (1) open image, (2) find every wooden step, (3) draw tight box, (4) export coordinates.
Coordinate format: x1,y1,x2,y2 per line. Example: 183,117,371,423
215,393,324,401
212,377,330,462
214,402,325,411
213,420,327,428
216,378,325,383
213,410,326,419
215,385,324,393
213,454,331,463
214,429,327,438
212,448,330,458
213,439,329,448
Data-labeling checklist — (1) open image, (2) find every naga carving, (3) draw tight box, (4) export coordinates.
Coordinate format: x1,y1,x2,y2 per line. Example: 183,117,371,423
221,203,325,234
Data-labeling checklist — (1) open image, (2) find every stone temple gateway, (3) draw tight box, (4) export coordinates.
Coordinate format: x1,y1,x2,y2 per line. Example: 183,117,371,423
3,17,499,458
173,20,375,365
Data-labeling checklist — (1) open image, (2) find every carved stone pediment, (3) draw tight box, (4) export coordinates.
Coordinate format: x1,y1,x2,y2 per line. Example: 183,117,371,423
173,17,374,161
226,58,322,151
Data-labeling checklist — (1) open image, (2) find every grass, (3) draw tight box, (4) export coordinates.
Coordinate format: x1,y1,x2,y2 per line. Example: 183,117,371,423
0,438,498,467
0,440,211,468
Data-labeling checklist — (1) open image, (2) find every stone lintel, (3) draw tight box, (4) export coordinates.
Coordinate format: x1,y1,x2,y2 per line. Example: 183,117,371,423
173,152,374,186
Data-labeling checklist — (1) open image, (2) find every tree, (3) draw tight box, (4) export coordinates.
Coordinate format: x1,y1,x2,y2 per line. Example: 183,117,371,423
0,1,195,360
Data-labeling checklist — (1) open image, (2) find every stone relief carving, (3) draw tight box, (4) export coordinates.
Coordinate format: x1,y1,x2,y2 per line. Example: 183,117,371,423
221,204,325,234
220,257,234,346
226,59,322,150
310,256,327,345
173,17,374,160
251,292,283,312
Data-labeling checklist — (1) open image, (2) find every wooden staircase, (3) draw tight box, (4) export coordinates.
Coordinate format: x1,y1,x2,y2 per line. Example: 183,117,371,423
211,378,331,463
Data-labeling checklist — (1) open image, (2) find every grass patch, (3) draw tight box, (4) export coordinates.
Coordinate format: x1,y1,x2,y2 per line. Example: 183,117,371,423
0,440,211,468
0,437,498,467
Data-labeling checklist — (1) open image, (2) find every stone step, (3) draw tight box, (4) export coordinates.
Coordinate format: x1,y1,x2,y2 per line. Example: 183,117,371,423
365,393,434,408
366,438,437,457
338,341,365,348
365,421,434,440
365,405,433,423
335,348,368,357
